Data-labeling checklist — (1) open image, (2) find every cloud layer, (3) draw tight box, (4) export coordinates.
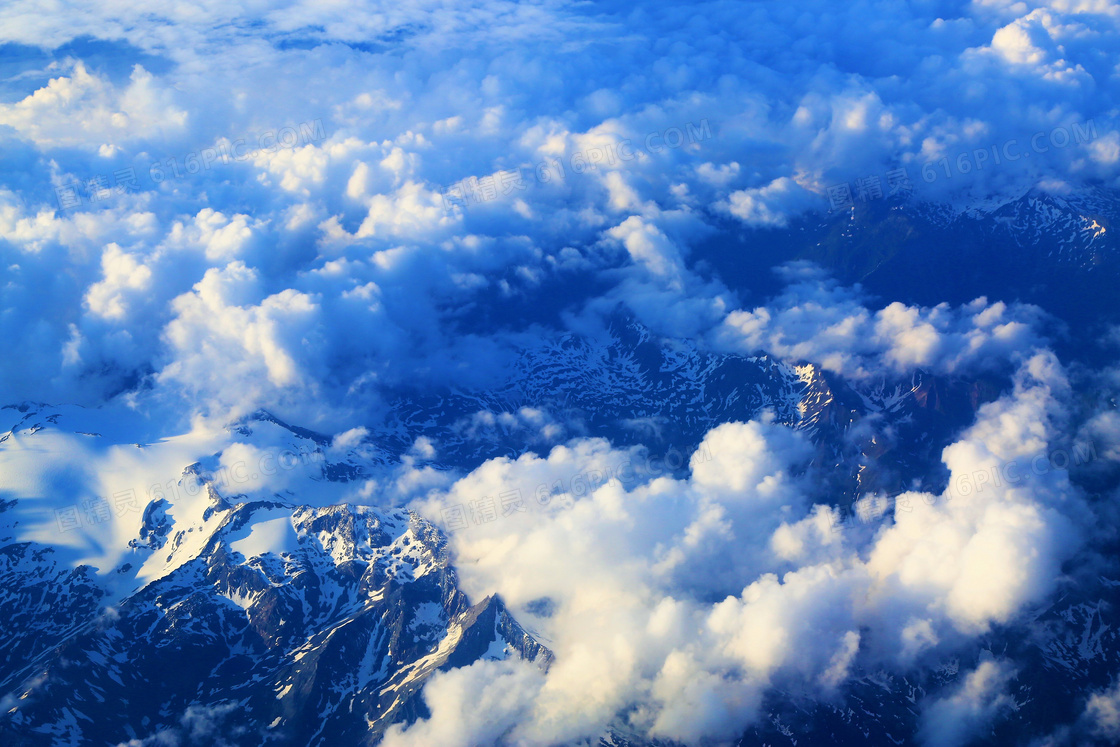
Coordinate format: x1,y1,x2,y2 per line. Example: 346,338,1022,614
1,2,1118,744
0,0,1114,427
391,350,1089,744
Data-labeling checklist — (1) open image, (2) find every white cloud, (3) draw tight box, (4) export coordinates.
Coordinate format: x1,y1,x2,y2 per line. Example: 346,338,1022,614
713,263,1048,379
1084,681,1120,740
391,348,1088,744
867,351,1081,634
0,3,1114,742
158,261,325,415
85,243,152,321
0,62,187,149
918,657,1018,747
383,660,545,747
722,176,817,227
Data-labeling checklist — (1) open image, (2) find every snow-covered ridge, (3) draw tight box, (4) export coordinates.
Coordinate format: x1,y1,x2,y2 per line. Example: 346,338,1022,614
0,318,1089,746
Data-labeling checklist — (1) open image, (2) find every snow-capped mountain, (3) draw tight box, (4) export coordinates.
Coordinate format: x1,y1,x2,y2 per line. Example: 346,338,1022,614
703,186,1120,345
0,307,1063,746
0,412,551,745
2,188,1119,745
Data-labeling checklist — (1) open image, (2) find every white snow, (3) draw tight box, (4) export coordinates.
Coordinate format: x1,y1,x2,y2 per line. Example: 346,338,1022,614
229,509,301,559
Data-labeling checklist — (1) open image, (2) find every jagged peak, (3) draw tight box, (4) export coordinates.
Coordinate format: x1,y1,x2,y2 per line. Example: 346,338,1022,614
228,409,332,445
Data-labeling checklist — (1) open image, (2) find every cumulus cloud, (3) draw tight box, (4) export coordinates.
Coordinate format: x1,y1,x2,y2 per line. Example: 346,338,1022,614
0,0,1109,425
394,350,1087,744
158,261,325,409
721,176,818,228
1084,681,1120,740
712,262,1049,379
456,407,568,446
399,421,835,743
866,351,1082,636
0,2,1115,743
381,660,545,747
0,62,187,149
918,657,1018,747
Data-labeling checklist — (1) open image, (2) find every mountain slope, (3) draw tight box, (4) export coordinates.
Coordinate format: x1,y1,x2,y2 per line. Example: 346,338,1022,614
0,476,550,746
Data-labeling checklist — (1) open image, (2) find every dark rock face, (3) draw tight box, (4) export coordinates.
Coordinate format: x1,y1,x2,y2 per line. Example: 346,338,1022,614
0,496,550,746
0,356,1004,746
3,252,1113,746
